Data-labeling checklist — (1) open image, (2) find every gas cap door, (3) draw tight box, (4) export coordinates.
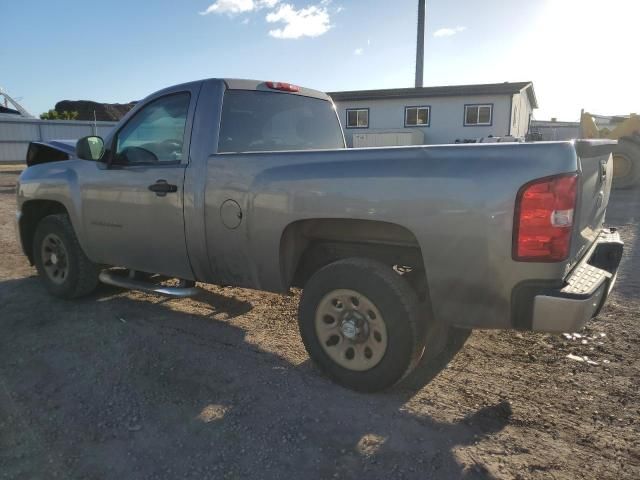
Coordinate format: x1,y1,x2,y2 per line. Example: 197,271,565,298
220,199,243,229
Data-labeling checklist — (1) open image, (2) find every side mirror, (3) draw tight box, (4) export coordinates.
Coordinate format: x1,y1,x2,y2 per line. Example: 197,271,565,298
76,136,105,161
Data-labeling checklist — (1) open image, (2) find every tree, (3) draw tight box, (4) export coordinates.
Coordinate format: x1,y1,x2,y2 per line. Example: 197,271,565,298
40,110,79,120
40,109,58,120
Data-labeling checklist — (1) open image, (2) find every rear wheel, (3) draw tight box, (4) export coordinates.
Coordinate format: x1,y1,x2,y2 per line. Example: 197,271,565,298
33,214,99,299
612,138,640,189
298,258,425,392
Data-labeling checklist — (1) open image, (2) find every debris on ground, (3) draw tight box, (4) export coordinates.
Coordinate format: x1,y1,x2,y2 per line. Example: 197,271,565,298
566,353,586,362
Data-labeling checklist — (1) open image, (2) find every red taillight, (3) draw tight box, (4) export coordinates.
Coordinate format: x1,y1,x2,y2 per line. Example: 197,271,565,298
265,81,300,92
513,173,578,262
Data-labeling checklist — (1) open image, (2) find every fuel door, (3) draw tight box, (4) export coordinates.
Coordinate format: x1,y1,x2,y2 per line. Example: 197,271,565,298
220,199,243,229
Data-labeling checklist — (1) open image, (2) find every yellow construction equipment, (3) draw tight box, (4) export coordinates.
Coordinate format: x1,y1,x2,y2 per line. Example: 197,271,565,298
580,112,640,188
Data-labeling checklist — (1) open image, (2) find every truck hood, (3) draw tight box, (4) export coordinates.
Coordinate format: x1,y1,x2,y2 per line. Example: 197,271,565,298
26,139,77,167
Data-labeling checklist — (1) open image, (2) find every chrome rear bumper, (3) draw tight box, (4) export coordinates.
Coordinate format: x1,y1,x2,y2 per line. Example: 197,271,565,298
531,228,623,332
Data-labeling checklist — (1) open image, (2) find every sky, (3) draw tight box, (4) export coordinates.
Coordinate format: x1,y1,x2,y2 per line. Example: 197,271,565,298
1,0,637,120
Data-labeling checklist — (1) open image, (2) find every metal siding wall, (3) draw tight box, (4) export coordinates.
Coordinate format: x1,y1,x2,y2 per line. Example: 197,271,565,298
39,123,92,140
96,125,115,137
0,142,29,162
0,118,117,162
0,122,40,141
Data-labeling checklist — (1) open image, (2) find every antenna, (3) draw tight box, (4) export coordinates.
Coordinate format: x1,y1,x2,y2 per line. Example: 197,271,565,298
415,0,426,88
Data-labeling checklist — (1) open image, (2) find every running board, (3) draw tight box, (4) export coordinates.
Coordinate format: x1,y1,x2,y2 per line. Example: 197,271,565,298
99,271,200,298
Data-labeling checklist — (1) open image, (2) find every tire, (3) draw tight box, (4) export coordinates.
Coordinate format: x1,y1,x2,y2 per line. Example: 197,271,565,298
298,258,426,392
612,138,640,189
33,214,99,299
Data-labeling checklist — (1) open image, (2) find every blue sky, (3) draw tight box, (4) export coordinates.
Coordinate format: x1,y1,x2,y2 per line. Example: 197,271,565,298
2,0,635,120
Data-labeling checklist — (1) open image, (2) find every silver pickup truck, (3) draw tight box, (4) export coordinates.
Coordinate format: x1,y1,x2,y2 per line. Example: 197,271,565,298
16,79,623,392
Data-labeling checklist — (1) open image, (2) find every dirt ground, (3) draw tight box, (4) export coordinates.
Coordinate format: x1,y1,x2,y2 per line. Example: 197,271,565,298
0,164,638,480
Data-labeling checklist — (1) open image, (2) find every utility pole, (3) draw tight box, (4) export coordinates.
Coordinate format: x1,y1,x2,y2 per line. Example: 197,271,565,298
415,0,426,88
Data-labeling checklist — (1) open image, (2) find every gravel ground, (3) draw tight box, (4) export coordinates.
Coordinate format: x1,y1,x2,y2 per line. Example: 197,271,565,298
0,165,638,480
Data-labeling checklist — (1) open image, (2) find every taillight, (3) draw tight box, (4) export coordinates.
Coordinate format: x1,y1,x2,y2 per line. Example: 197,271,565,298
513,173,578,262
265,81,300,92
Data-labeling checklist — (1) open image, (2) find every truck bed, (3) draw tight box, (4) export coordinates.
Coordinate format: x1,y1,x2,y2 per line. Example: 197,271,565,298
187,140,615,330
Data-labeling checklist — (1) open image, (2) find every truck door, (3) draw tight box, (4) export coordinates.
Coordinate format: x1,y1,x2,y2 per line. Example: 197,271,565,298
80,90,196,279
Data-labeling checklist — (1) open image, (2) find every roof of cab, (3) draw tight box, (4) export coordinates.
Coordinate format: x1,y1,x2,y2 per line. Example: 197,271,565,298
222,78,331,101
137,78,333,106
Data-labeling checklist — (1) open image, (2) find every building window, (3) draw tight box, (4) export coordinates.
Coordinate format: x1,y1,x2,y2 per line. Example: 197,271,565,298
405,106,430,127
346,108,369,128
464,104,493,126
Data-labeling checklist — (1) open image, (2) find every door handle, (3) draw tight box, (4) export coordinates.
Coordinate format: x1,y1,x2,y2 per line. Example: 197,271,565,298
148,179,178,197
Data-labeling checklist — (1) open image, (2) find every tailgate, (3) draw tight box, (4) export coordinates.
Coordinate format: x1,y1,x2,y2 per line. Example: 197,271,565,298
572,140,617,263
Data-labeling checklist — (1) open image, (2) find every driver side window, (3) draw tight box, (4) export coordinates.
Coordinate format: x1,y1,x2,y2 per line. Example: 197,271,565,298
115,92,190,164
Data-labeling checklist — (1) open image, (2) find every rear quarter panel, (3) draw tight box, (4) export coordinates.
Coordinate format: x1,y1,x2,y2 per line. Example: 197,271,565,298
200,141,580,329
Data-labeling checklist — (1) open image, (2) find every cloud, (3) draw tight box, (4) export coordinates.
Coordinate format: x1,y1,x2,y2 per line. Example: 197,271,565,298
200,0,254,14
266,3,331,39
433,25,466,37
200,0,334,40
200,0,278,15
354,48,363,55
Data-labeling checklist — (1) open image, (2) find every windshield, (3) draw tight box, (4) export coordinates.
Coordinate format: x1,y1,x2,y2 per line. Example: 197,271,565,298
218,90,345,153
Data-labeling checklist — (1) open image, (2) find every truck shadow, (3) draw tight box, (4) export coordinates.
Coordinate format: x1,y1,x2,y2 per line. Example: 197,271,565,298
0,275,509,479
97,281,254,321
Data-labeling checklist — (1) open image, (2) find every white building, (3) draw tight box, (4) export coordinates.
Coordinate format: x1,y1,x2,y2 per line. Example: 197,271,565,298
329,81,537,147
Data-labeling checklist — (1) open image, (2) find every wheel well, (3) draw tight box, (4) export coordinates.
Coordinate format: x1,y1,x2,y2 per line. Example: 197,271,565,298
280,218,429,299
19,200,68,264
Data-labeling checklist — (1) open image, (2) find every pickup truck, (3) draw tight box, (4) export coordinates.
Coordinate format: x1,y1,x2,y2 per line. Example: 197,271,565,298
16,78,623,392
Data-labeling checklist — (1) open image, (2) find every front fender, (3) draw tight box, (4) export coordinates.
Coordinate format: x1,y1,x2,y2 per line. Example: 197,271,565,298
18,161,88,253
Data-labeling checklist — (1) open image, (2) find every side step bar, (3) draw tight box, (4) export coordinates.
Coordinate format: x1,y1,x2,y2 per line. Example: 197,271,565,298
99,270,200,298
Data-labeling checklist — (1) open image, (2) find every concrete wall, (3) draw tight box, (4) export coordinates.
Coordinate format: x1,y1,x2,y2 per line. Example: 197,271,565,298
0,117,116,162
334,94,513,147
530,120,580,141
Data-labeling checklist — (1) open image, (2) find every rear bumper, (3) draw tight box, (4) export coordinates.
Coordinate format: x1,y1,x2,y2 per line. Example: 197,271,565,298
530,228,623,332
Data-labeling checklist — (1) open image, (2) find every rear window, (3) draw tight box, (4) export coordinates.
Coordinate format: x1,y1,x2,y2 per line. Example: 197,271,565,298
218,90,345,153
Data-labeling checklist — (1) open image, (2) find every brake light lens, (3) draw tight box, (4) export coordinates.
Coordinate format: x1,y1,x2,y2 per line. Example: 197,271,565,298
513,173,578,262
265,81,300,92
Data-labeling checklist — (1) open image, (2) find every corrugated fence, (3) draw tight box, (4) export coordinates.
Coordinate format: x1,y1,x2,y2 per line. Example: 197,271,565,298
0,117,117,162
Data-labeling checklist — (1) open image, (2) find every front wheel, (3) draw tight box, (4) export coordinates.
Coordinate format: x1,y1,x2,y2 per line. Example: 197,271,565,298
298,258,426,392
33,214,99,299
